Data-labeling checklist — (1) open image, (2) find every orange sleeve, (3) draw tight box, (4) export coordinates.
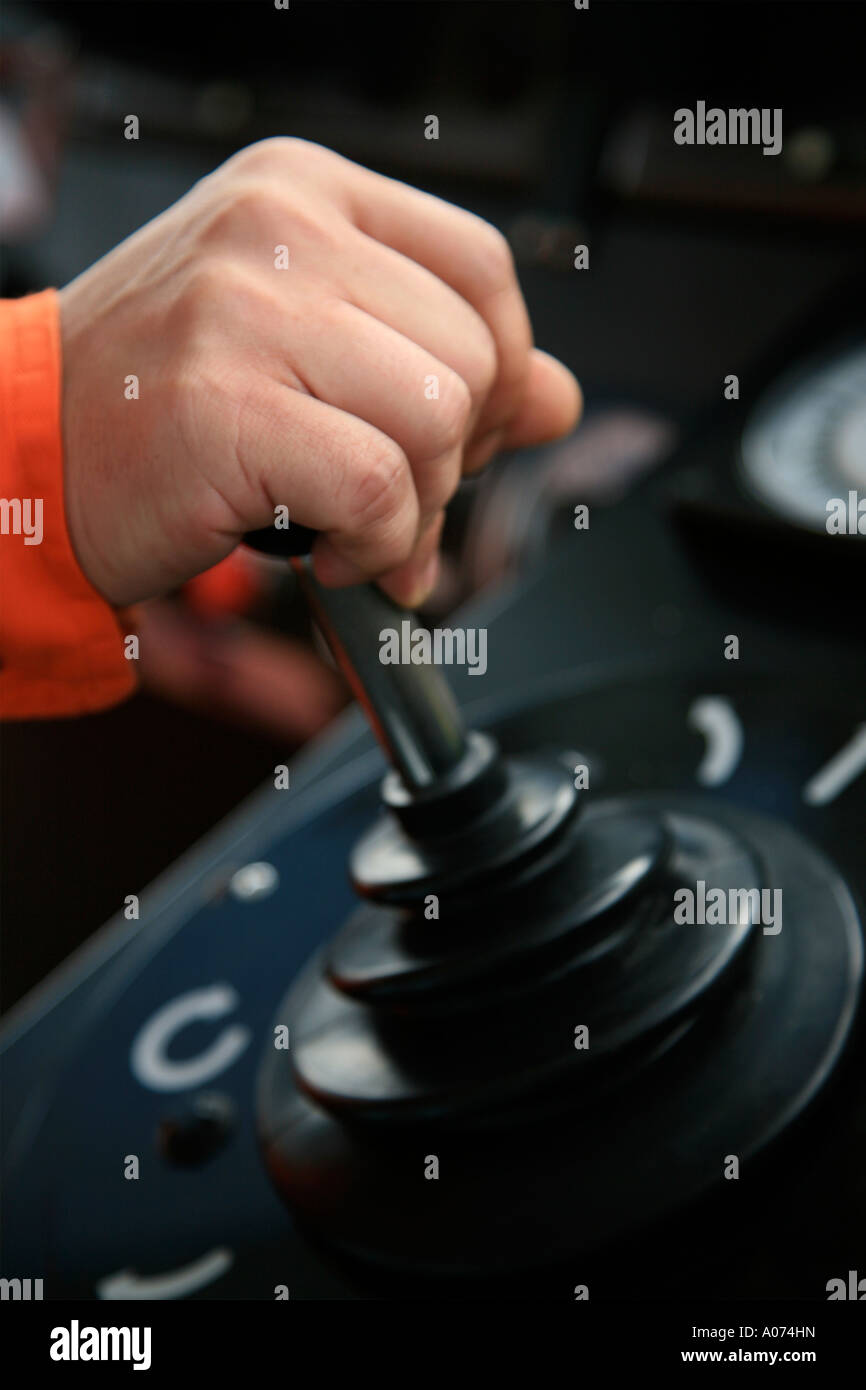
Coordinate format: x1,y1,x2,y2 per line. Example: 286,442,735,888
0,289,138,718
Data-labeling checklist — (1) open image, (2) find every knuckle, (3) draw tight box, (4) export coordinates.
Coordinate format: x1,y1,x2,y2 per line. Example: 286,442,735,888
183,257,250,313
199,181,286,244
165,259,225,338
472,219,516,294
434,372,473,451
425,453,461,514
183,257,226,300
200,180,334,258
349,440,415,560
228,136,336,178
350,439,411,529
276,136,333,165
461,331,498,404
284,197,337,251
227,136,296,172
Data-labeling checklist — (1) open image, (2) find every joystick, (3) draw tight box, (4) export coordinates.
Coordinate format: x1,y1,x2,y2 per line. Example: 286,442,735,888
247,536,861,1279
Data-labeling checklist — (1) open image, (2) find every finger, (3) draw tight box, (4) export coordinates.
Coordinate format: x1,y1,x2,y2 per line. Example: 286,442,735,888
500,348,583,448
463,349,583,472
223,379,420,584
280,297,468,519
338,168,533,437
377,508,445,609
330,227,499,434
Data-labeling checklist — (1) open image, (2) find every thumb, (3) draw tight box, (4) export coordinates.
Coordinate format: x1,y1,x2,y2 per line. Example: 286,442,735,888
501,348,582,450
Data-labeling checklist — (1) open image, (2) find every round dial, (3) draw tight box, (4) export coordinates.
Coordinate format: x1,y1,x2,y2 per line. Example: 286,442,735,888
739,339,866,533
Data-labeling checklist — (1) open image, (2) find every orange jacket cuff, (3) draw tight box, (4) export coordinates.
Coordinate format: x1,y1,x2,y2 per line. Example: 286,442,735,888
0,289,138,718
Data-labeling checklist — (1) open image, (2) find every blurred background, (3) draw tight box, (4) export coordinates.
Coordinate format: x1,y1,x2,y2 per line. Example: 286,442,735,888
1,0,864,1009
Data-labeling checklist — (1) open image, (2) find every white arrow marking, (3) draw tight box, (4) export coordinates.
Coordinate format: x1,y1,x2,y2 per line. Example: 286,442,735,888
97,1247,233,1301
803,723,866,806
688,697,744,786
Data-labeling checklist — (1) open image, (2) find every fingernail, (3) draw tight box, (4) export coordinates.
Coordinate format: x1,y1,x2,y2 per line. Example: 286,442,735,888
391,550,440,609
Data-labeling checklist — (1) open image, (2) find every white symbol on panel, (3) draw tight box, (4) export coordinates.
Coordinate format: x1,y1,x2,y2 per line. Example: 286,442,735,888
130,985,250,1092
802,724,866,806
688,697,744,786
97,1247,233,1300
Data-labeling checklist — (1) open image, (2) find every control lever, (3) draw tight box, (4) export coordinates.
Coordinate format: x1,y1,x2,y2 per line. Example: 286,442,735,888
245,526,468,790
247,524,860,1278
244,522,577,899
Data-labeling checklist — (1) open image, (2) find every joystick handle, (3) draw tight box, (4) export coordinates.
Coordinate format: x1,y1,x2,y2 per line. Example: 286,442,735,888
244,526,468,791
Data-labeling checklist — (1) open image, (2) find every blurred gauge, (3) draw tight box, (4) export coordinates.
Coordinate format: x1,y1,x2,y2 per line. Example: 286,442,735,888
739,338,866,534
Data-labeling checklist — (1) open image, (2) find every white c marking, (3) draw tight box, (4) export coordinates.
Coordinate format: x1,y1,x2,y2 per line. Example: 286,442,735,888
130,985,250,1092
97,1248,233,1300
688,697,744,787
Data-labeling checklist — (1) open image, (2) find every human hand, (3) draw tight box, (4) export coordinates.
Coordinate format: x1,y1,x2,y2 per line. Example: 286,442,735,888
59,138,581,608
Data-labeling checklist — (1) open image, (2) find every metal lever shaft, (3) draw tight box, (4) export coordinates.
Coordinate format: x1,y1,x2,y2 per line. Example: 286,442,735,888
244,523,468,789
290,558,468,792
